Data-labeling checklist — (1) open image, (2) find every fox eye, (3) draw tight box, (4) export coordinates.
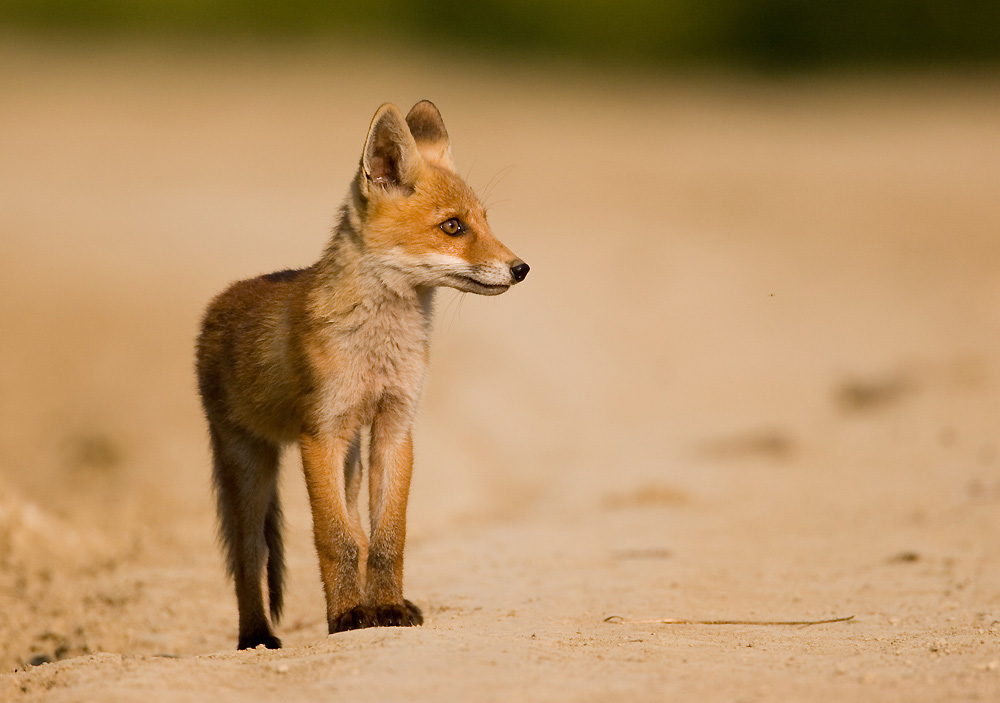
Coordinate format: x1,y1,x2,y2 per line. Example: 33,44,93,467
439,218,464,236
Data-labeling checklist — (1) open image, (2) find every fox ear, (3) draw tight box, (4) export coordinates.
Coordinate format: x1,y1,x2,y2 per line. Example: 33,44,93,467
361,103,422,196
405,100,454,172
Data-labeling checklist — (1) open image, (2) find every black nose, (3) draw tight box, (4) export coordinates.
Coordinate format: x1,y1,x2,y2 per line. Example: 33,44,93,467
511,262,530,282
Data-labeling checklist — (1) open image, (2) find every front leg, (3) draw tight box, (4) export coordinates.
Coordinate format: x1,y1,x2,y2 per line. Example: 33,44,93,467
365,403,424,627
300,423,374,633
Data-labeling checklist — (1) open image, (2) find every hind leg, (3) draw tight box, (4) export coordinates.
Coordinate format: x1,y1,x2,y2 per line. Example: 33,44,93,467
344,431,368,580
210,422,282,650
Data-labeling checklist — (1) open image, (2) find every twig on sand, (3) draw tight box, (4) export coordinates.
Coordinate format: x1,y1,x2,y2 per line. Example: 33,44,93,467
603,615,854,628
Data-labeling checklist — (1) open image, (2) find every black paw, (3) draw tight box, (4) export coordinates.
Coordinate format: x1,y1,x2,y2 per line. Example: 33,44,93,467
374,600,424,627
237,630,282,651
330,606,376,633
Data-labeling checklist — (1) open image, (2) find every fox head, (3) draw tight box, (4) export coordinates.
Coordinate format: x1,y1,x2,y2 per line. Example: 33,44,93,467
351,101,528,296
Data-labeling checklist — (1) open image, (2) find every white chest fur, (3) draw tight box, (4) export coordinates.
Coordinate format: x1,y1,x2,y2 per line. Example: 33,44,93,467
318,290,433,425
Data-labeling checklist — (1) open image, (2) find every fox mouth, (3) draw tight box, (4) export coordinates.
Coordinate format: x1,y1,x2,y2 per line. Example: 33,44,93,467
447,274,511,295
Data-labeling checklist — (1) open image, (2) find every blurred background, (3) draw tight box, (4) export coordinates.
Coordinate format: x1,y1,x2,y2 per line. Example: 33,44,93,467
2,1,1000,697
2,0,1000,68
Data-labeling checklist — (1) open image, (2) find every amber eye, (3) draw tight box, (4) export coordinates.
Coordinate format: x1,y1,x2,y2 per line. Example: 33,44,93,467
439,218,464,236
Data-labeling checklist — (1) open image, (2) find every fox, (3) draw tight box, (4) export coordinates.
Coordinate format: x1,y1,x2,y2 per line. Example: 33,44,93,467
195,100,529,650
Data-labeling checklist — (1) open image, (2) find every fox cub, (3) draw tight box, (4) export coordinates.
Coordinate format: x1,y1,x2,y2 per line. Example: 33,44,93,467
196,101,529,650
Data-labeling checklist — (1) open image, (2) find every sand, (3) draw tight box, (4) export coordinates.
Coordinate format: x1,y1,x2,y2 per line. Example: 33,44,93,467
2,39,1000,702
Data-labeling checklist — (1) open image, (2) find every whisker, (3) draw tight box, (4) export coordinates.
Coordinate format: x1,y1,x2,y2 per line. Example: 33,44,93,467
483,197,512,212
453,292,467,323
480,165,516,206
465,158,478,185
440,289,464,329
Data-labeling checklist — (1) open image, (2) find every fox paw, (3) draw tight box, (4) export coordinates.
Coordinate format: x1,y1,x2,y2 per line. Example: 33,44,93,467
329,606,376,633
237,630,282,651
374,600,424,627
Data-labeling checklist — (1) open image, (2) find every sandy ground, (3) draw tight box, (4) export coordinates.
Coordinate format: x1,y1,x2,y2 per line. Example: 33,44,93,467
2,39,1000,702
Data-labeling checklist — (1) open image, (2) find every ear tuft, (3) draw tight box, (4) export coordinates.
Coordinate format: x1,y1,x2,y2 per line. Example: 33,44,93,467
406,100,454,171
361,103,421,195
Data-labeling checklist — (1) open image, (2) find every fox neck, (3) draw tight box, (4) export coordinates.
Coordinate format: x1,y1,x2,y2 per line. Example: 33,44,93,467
311,207,436,329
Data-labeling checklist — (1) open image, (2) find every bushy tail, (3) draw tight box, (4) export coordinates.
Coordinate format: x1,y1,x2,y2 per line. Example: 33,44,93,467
264,488,285,623
208,422,283,649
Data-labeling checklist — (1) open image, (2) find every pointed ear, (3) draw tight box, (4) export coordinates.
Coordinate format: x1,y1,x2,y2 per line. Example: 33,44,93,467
360,103,422,196
405,100,454,172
